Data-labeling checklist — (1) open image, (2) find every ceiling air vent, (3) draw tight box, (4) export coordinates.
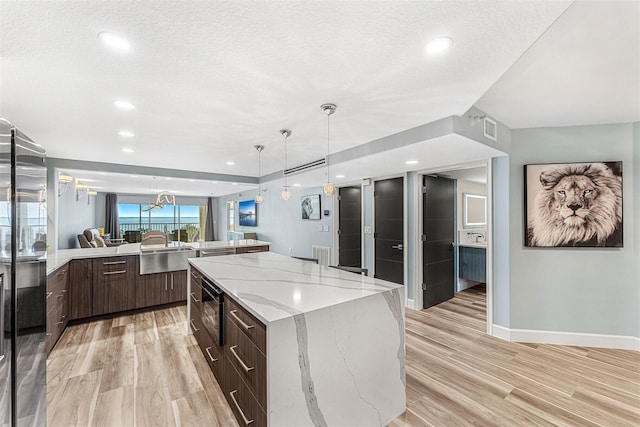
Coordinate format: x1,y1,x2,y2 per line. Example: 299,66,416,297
283,158,326,176
484,117,497,141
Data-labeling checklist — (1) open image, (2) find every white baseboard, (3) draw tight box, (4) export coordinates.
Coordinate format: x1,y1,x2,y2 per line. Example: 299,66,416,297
406,299,415,310
491,324,640,351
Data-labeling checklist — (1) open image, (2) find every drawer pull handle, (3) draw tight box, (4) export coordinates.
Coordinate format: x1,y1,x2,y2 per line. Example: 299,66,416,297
191,272,198,279
46,292,53,298
229,345,254,373
190,293,200,303
230,310,254,331
103,270,126,275
57,315,67,325
57,270,67,276
189,319,199,332
205,346,218,362
229,390,254,425
103,261,126,265
246,250,261,253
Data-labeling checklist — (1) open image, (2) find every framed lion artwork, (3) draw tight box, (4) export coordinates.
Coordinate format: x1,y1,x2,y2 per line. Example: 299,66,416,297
524,161,623,248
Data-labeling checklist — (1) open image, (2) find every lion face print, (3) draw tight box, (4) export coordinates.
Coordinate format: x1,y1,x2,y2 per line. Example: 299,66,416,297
526,162,623,247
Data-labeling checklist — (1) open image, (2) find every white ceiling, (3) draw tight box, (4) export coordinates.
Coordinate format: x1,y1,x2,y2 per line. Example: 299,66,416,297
477,0,640,129
0,0,572,182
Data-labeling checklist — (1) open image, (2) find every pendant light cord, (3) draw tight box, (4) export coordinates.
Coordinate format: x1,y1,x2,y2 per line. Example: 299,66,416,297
326,113,330,182
284,133,288,188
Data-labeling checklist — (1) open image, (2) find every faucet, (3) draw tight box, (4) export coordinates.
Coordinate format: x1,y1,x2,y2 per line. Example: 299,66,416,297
163,225,169,247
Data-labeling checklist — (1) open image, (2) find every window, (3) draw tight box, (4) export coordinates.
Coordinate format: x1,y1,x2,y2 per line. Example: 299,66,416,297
118,203,203,241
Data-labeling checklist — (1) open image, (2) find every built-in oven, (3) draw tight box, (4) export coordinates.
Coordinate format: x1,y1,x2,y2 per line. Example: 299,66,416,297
201,276,224,346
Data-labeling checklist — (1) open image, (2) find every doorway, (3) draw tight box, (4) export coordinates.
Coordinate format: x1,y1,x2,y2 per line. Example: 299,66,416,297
422,175,456,308
338,186,362,267
374,177,404,284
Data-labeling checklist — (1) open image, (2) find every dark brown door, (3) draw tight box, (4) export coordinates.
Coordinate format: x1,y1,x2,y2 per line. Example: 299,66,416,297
338,186,362,267
136,273,169,308
374,177,404,284
422,175,456,308
168,271,187,303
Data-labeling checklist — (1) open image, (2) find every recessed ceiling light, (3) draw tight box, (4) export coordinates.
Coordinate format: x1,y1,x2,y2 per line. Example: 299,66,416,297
232,182,237,186
226,161,235,166
98,32,131,51
211,181,218,184
189,179,195,182
113,100,135,110
165,177,172,181
293,183,301,187
118,130,134,137
99,172,107,176
335,174,345,178
122,148,134,153
425,37,453,55
405,160,419,165
130,175,138,178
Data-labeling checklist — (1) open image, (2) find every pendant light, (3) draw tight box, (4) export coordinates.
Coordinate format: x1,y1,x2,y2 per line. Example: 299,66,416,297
254,144,265,203
280,129,292,200
321,103,337,196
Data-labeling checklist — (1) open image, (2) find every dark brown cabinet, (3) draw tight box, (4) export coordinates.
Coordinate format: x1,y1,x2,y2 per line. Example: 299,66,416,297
92,256,137,316
69,259,93,320
136,270,188,308
188,265,268,427
46,263,69,354
235,245,269,254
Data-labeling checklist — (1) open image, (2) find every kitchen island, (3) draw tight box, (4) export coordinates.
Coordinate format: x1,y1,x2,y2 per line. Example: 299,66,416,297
188,252,405,427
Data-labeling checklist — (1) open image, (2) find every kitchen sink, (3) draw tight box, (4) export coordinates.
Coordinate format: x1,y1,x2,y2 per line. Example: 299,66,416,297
139,245,196,274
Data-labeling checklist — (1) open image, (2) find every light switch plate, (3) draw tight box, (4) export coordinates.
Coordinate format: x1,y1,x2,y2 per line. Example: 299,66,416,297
364,225,372,234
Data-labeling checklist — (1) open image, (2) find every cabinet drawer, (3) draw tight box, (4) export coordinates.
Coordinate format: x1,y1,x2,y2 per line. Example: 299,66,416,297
235,246,269,254
47,264,69,297
225,297,266,354
225,316,266,410
93,256,136,272
193,322,224,380
225,360,267,427
190,278,203,314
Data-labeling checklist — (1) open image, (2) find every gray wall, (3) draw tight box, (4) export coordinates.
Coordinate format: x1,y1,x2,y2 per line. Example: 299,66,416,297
217,187,333,259
492,155,510,327
57,184,99,249
509,123,639,337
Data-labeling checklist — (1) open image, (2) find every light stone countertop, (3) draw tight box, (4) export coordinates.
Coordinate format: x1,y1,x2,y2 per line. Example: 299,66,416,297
188,251,402,325
46,240,270,275
459,242,487,248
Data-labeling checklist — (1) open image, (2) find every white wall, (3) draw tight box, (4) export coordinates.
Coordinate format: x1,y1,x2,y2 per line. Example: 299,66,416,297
509,123,639,338
217,187,333,260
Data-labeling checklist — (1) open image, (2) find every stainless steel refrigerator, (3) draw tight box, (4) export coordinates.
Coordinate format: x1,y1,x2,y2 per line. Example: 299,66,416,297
0,119,47,426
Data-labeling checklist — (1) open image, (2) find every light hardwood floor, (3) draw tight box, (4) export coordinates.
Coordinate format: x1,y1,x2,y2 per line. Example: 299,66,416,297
46,306,238,427
48,287,639,426
391,284,640,426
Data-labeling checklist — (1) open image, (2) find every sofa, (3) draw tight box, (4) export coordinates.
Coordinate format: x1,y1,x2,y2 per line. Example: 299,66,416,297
78,228,123,248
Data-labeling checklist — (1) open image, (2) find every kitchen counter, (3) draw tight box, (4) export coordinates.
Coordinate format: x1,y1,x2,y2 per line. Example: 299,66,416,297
46,240,270,274
188,252,405,426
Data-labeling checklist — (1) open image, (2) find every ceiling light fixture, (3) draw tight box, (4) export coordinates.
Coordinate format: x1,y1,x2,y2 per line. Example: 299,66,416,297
321,103,337,197
112,100,135,110
335,174,345,178
254,145,265,204
118,130,134,137
98,32,131,51
405,160,419,165
280,129,292,201
425,36,453,55
122,148,134,153
293,183,301,187
226,161,235,166
87,189,98,205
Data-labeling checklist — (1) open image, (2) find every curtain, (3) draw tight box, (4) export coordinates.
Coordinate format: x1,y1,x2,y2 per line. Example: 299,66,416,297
105,193,120,239
204,196,215,241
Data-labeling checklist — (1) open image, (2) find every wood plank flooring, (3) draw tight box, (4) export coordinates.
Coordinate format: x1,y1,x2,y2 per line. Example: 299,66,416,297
46,306,237,427
47,287,640,426
391,284,640,427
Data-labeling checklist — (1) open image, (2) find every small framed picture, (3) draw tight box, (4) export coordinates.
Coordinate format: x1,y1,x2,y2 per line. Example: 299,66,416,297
301,195,321,220
524,161,622,247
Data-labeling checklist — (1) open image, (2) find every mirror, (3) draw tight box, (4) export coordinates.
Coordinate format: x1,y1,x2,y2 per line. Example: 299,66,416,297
463,193,486,228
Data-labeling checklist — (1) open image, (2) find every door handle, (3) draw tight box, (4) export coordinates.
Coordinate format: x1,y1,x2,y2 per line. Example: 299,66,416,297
391,244,403,251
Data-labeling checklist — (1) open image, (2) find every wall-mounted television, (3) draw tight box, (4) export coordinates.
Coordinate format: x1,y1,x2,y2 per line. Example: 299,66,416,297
238,200,257,227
